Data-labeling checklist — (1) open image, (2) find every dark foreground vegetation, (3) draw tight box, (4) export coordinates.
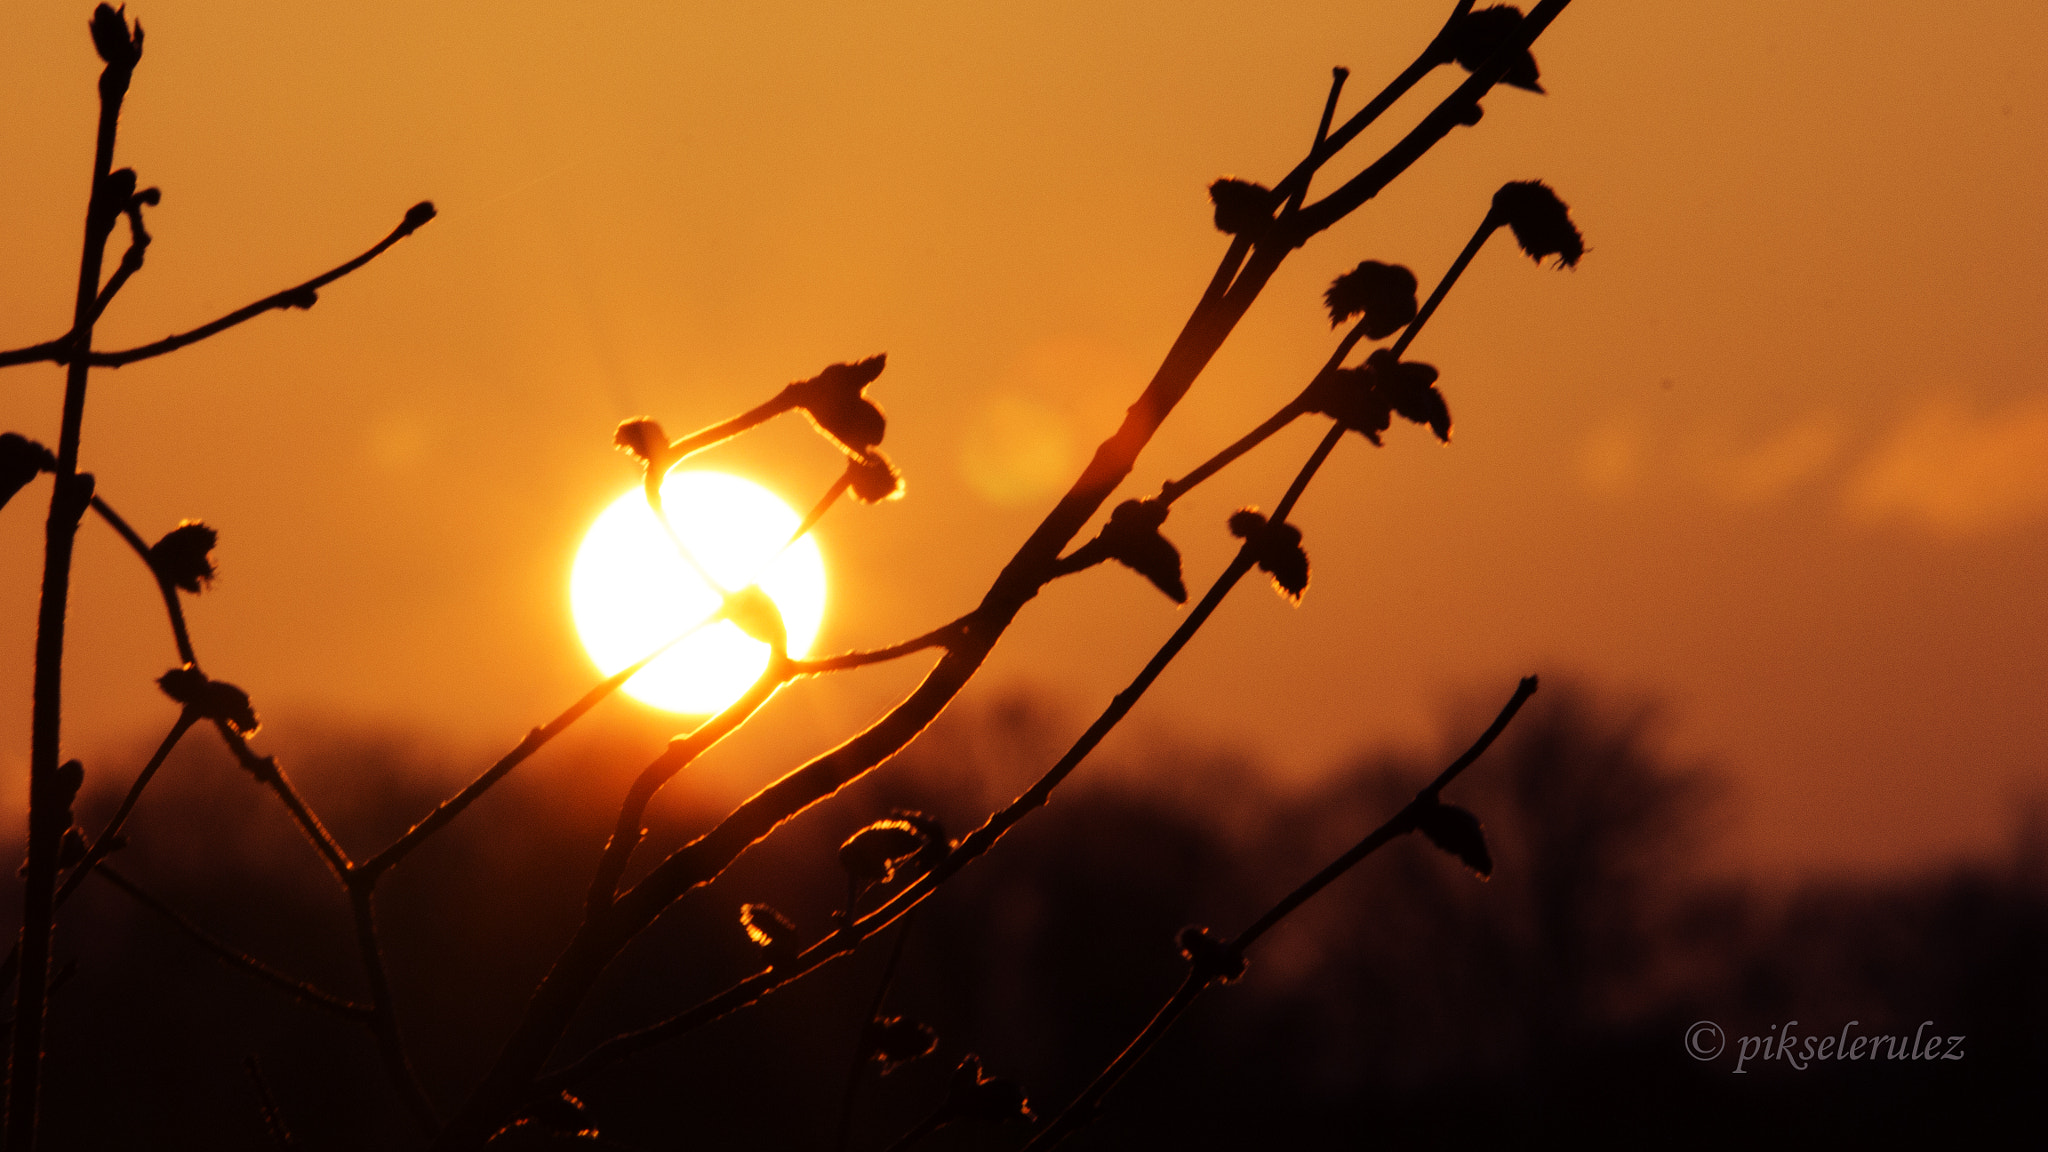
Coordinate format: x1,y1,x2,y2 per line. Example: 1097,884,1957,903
13,683,2040,1149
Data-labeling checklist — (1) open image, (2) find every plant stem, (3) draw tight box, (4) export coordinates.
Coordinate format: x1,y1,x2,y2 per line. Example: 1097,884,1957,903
12,37,130,1145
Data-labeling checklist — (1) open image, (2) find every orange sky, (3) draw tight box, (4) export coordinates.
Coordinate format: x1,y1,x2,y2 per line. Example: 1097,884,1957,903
4,1,2045,877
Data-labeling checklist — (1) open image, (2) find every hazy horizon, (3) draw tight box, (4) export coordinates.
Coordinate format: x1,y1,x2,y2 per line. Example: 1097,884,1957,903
7,1,2046,882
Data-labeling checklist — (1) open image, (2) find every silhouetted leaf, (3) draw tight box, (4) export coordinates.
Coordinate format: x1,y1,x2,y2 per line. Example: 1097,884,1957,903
1366,349,1451,442
839,819,930,885
892,809,952,874
1097,498,1187,603
1177,925,1247,984
1208,178,1275,236
148,521,217,593
54,760,85,809
861,1016,939,1074
739,902,801,970
1415,801,1493,879
1228,509,1309,603
612,417,672,472
947,1055,1036,1127
1324,260,1419,337
1492,180,1583,268
90,4,143,71
58,827,88,870
1,433,55,513
94,168,138,231
788,355,888,456
1303,366,1394,444
1446,5,1543,93
1305,353,1450,444
156,665,260,735
845,449,904,504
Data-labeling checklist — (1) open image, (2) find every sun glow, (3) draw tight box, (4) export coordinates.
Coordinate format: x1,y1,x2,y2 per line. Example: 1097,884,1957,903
571,471,826,715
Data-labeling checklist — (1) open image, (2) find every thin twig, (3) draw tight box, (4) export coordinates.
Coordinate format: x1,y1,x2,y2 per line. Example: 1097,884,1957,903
244,1057,298,1150
349,886,439,1134
1157,308,1376,506
0,712,194,999
87,494,195,662
93,864,372,1020
834,916,919,1152
1024,676,1537,1151
585,665,789,917
80,203,436,368
1235,675,1536,951
59,710,196,906
359,625,701,881
1289,0,1569,242
88,196,154,327
786,618,966,678
211,722,354,880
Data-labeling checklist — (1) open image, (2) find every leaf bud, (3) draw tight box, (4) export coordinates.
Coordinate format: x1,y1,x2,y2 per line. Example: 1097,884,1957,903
148,521,218,594
1491,180,1584,268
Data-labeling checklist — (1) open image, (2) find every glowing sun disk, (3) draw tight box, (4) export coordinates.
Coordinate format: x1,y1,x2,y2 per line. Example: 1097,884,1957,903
571,472,826,714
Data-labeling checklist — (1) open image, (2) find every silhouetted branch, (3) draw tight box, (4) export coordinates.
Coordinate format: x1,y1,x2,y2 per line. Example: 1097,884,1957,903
349,886,439,1134
93,864,372,1021
87,189,156,326
0,338,69,369
210,722,354,880
1235,674,1538,950
0,709,197,1000
835,916,918,1152
786,617,968,678
16,8,143,1134
244,1057,299,1150
80,202,435,368
57,709,196,907
1025,676,1537,1150
359,628,700,881
1288,0,1569,243
88,494,196,663
586,665,790,917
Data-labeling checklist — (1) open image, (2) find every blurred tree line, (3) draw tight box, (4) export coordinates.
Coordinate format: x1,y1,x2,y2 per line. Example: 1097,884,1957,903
13,681,2041,1148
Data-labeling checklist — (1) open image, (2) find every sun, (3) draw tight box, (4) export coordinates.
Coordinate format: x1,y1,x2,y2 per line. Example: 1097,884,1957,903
570,471,826,715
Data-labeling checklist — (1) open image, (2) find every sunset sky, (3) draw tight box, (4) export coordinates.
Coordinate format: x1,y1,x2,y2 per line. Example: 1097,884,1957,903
3,1,2044,878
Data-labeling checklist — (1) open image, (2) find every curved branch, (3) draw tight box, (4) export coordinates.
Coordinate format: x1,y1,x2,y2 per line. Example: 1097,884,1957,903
82,202,435,368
